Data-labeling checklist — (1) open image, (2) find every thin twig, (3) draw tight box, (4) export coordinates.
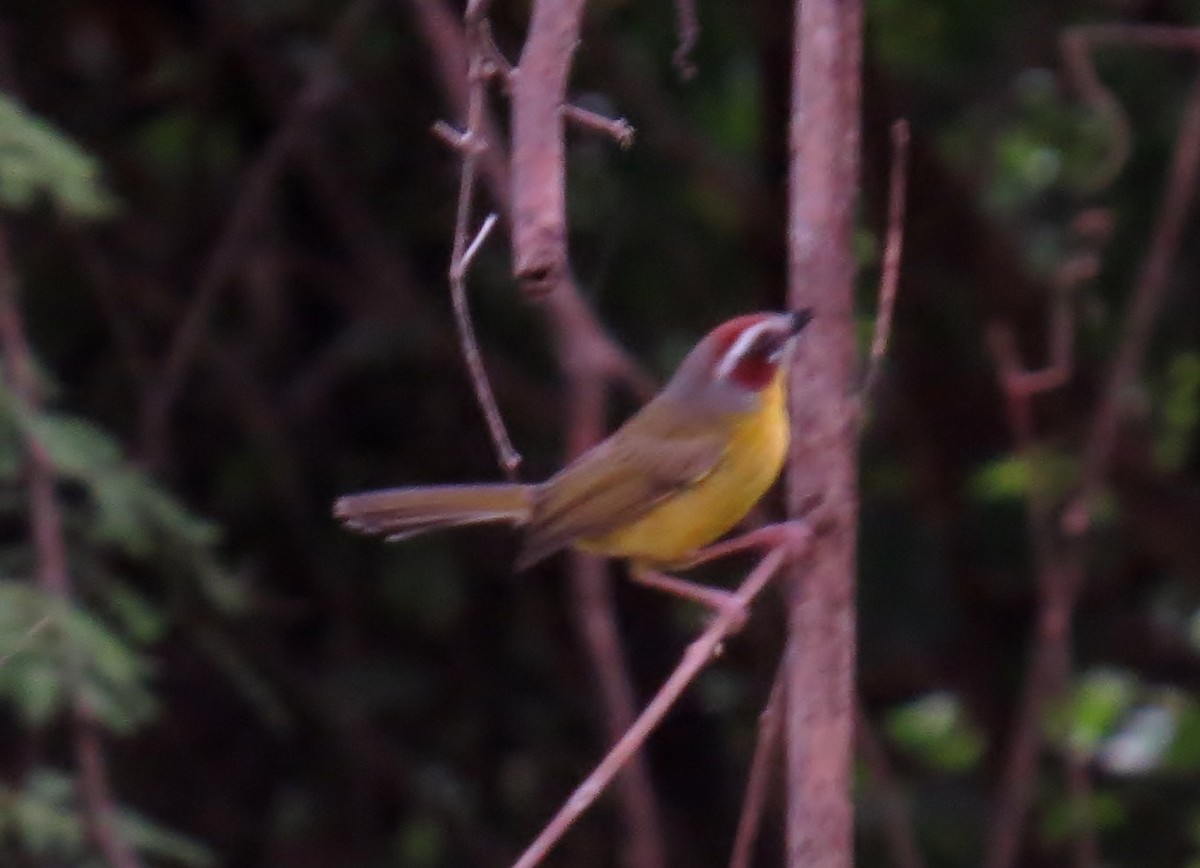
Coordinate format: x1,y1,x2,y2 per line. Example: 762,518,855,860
983,320,1078,868
448,47,522,477
987,39,1200,868
408,0,656,400
563,104,636,148
729,670,785,868
1065,66,1200,536
0,228,141,868
863,118,911,402
454,213,500,280
1062,25,1200,187
514,541,804,868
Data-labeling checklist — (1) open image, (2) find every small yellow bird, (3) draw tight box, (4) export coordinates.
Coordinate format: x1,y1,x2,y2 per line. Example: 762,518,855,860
334,310,811,599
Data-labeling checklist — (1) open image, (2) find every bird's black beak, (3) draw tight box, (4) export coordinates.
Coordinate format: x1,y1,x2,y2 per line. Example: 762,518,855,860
790,308,815,335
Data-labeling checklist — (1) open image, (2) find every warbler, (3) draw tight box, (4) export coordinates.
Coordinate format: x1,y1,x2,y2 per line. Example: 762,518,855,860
335,310,811,583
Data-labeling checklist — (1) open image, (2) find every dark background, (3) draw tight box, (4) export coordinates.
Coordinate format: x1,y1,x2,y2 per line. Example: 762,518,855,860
1,0,1199,865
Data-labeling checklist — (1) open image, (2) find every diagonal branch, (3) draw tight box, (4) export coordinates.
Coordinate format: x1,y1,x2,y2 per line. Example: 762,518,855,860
729,669,785,868
514,540,805,868
1067,64,1200,534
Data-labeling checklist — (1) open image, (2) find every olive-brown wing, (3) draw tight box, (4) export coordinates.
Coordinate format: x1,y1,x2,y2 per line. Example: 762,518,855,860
516,399,727,569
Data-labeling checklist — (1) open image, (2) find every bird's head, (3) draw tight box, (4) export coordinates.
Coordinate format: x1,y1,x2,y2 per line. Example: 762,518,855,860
665,310,814,413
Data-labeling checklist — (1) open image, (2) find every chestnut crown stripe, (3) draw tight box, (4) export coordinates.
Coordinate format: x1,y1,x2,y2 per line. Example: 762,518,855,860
714,317,787,382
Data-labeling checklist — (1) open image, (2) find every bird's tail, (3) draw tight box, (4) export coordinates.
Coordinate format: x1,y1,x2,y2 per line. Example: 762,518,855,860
333,483,534,541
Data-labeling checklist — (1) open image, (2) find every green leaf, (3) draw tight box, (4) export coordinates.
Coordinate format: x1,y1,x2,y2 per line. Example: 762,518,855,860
969,449,1078,503
1040,788,1125,844
0,94,118,218
886,691,985,772
25,414,123,481
1154,351,1200,471
1056,668,1139,752
0,769,85,858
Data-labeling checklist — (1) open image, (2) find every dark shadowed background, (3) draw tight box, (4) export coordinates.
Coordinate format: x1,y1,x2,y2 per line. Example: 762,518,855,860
0,0,1199,866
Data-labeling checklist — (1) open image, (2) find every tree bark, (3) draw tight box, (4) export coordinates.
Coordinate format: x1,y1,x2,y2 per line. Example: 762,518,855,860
785,0,863,864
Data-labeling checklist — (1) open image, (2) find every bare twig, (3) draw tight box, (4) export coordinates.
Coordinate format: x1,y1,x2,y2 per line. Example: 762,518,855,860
448,44,523,476
863,118,911,402
408,0,656,400
0,228,141,868
983,319,1079,868
729,671,785,868
1066,66,1200,536
455,213,500,279
411,2,664,863
569,551,668,868
985,41,1200,868
563,104,635,148
1062,25,1200,188
514,541,805,868
140,0,381,466
979,197,1114,868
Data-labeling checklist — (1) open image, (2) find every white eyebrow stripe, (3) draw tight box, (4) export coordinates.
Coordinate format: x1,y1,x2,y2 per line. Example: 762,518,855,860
715,319,778,381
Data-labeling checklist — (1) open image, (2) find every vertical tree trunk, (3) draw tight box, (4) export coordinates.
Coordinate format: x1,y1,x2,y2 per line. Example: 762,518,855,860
784,0,863,864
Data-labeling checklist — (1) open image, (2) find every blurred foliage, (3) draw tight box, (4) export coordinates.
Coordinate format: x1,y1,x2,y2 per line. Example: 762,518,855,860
0,0,1198,865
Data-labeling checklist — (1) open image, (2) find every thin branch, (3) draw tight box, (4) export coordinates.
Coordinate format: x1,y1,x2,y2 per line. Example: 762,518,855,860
448,44,523,476
1066,65,1200,535
863,118,911,401
140,0,382,466
514,542,804,868
729,671,785,868
0,228,141,868
570,551,668,868
983,320,1077,868
985,35,1200,868
509,0,587,296
408,0,656,401
454,213,500,280
411,3,665,863
562,104,636,148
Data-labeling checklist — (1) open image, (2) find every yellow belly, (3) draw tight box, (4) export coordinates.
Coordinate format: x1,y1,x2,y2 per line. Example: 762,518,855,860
577,377,789,567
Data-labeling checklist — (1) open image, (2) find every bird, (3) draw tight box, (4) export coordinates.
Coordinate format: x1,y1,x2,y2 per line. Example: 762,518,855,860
334,309,812,606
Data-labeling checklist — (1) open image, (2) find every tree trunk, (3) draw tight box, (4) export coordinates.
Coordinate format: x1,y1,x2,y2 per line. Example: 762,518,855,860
785,0,863,864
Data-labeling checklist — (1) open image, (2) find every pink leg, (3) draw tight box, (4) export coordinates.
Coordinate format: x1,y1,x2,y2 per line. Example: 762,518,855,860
676,521,811,569
628,521,811,629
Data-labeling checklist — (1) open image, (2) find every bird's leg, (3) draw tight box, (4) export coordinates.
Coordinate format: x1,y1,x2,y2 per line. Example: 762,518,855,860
629,522,811,631
628,565,743,611
676,521,811,569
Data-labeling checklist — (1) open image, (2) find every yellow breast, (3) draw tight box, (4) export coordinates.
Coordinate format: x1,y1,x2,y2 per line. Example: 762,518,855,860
577,374,789,567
